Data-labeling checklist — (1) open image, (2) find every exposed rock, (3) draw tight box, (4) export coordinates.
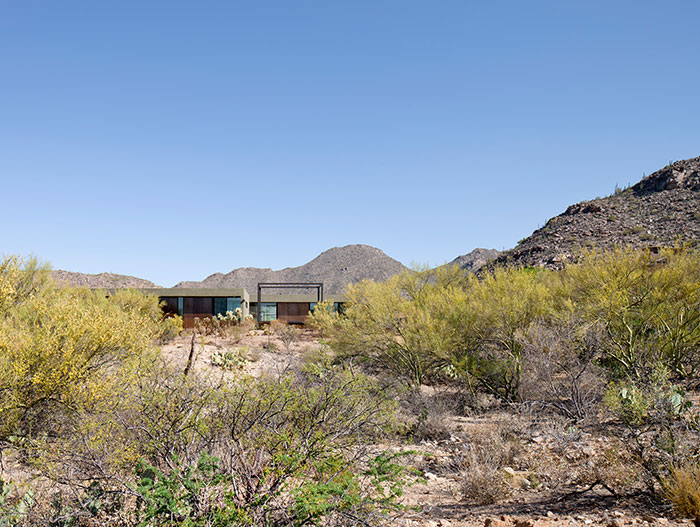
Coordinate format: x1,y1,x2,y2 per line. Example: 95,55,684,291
449,248,501,272
564,202,604,215
503,467,531,489
632,158,700,194
491,156,700,269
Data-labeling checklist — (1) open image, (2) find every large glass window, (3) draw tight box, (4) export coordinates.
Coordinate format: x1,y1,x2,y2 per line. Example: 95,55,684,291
160,297,178,316
259,303,277,322
177,297,183,317
183,297,194,314
213,297,242,317
227,297,241,313
213,298,227,317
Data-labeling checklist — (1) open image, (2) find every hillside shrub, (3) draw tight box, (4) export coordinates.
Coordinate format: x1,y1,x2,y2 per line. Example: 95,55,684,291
559,247,700,381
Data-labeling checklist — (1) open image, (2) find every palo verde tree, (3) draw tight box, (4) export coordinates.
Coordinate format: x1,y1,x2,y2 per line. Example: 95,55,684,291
557,247,700,383
0,256,169,442
310,265,470,387
311,264,555,401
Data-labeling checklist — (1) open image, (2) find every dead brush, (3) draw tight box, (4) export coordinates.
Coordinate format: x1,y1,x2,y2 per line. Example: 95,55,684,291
518,319,605,420
665,463,700,526
401,389,457,442
525,423,641,496
274,321,301,353
458,420,523,505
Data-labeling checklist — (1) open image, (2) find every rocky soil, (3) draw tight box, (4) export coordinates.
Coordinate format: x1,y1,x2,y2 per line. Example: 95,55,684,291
397,414,690,527
492,157,700,269
158,331,698,527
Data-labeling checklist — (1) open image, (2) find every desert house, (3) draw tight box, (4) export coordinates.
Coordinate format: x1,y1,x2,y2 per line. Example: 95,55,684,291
143,286,345,328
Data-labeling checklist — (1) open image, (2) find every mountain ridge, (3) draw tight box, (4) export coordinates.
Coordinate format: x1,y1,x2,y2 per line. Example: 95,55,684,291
49,156,700,288
491,156,700,269
51,270,160,289
173,244,407,293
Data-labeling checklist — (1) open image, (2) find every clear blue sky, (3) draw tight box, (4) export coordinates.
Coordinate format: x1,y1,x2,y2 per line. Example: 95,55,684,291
2,1,699,286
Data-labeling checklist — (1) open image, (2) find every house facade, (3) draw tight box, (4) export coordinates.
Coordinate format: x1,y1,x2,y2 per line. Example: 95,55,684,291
142,287,345,328
142,288,249,329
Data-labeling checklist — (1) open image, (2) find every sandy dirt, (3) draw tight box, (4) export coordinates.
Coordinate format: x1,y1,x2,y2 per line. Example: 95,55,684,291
160,328,321,378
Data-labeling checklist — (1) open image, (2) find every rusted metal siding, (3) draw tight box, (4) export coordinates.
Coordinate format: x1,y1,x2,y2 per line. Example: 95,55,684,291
277,302,310,324
181,297,214,329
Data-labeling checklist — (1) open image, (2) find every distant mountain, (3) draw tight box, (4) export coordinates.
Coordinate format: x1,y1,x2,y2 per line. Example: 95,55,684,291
449,248,501,272
52,270,160,289
174,244,407,294
492,156,700,269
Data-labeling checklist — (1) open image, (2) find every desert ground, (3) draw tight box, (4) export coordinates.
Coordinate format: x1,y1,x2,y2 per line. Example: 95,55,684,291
160,329,698,527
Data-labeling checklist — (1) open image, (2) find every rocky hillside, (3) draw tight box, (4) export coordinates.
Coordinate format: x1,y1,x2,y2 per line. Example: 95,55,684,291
174,244,407,294
51,270,160,289
493,156,700,268
449,248,501,272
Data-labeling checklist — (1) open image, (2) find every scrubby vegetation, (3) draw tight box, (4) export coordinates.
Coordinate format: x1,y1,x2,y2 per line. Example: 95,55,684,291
3,247,700,525
0,256,416,526
310,247,700,521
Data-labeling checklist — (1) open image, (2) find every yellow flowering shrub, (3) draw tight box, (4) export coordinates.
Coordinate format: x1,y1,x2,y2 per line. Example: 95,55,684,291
0,256,164,440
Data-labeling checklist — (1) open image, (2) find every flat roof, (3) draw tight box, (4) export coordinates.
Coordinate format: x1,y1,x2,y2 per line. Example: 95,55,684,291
138,288,345,303
252,293,346,303
142,288,249,299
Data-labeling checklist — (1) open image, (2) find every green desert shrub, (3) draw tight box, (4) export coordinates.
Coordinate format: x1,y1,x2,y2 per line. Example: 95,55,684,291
310,264,555,400
313,247,700,408
559,247,700,381
210,348,246,370
24,349,412,526
309,265,472,387
0,477,35,527
158,313,183,343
